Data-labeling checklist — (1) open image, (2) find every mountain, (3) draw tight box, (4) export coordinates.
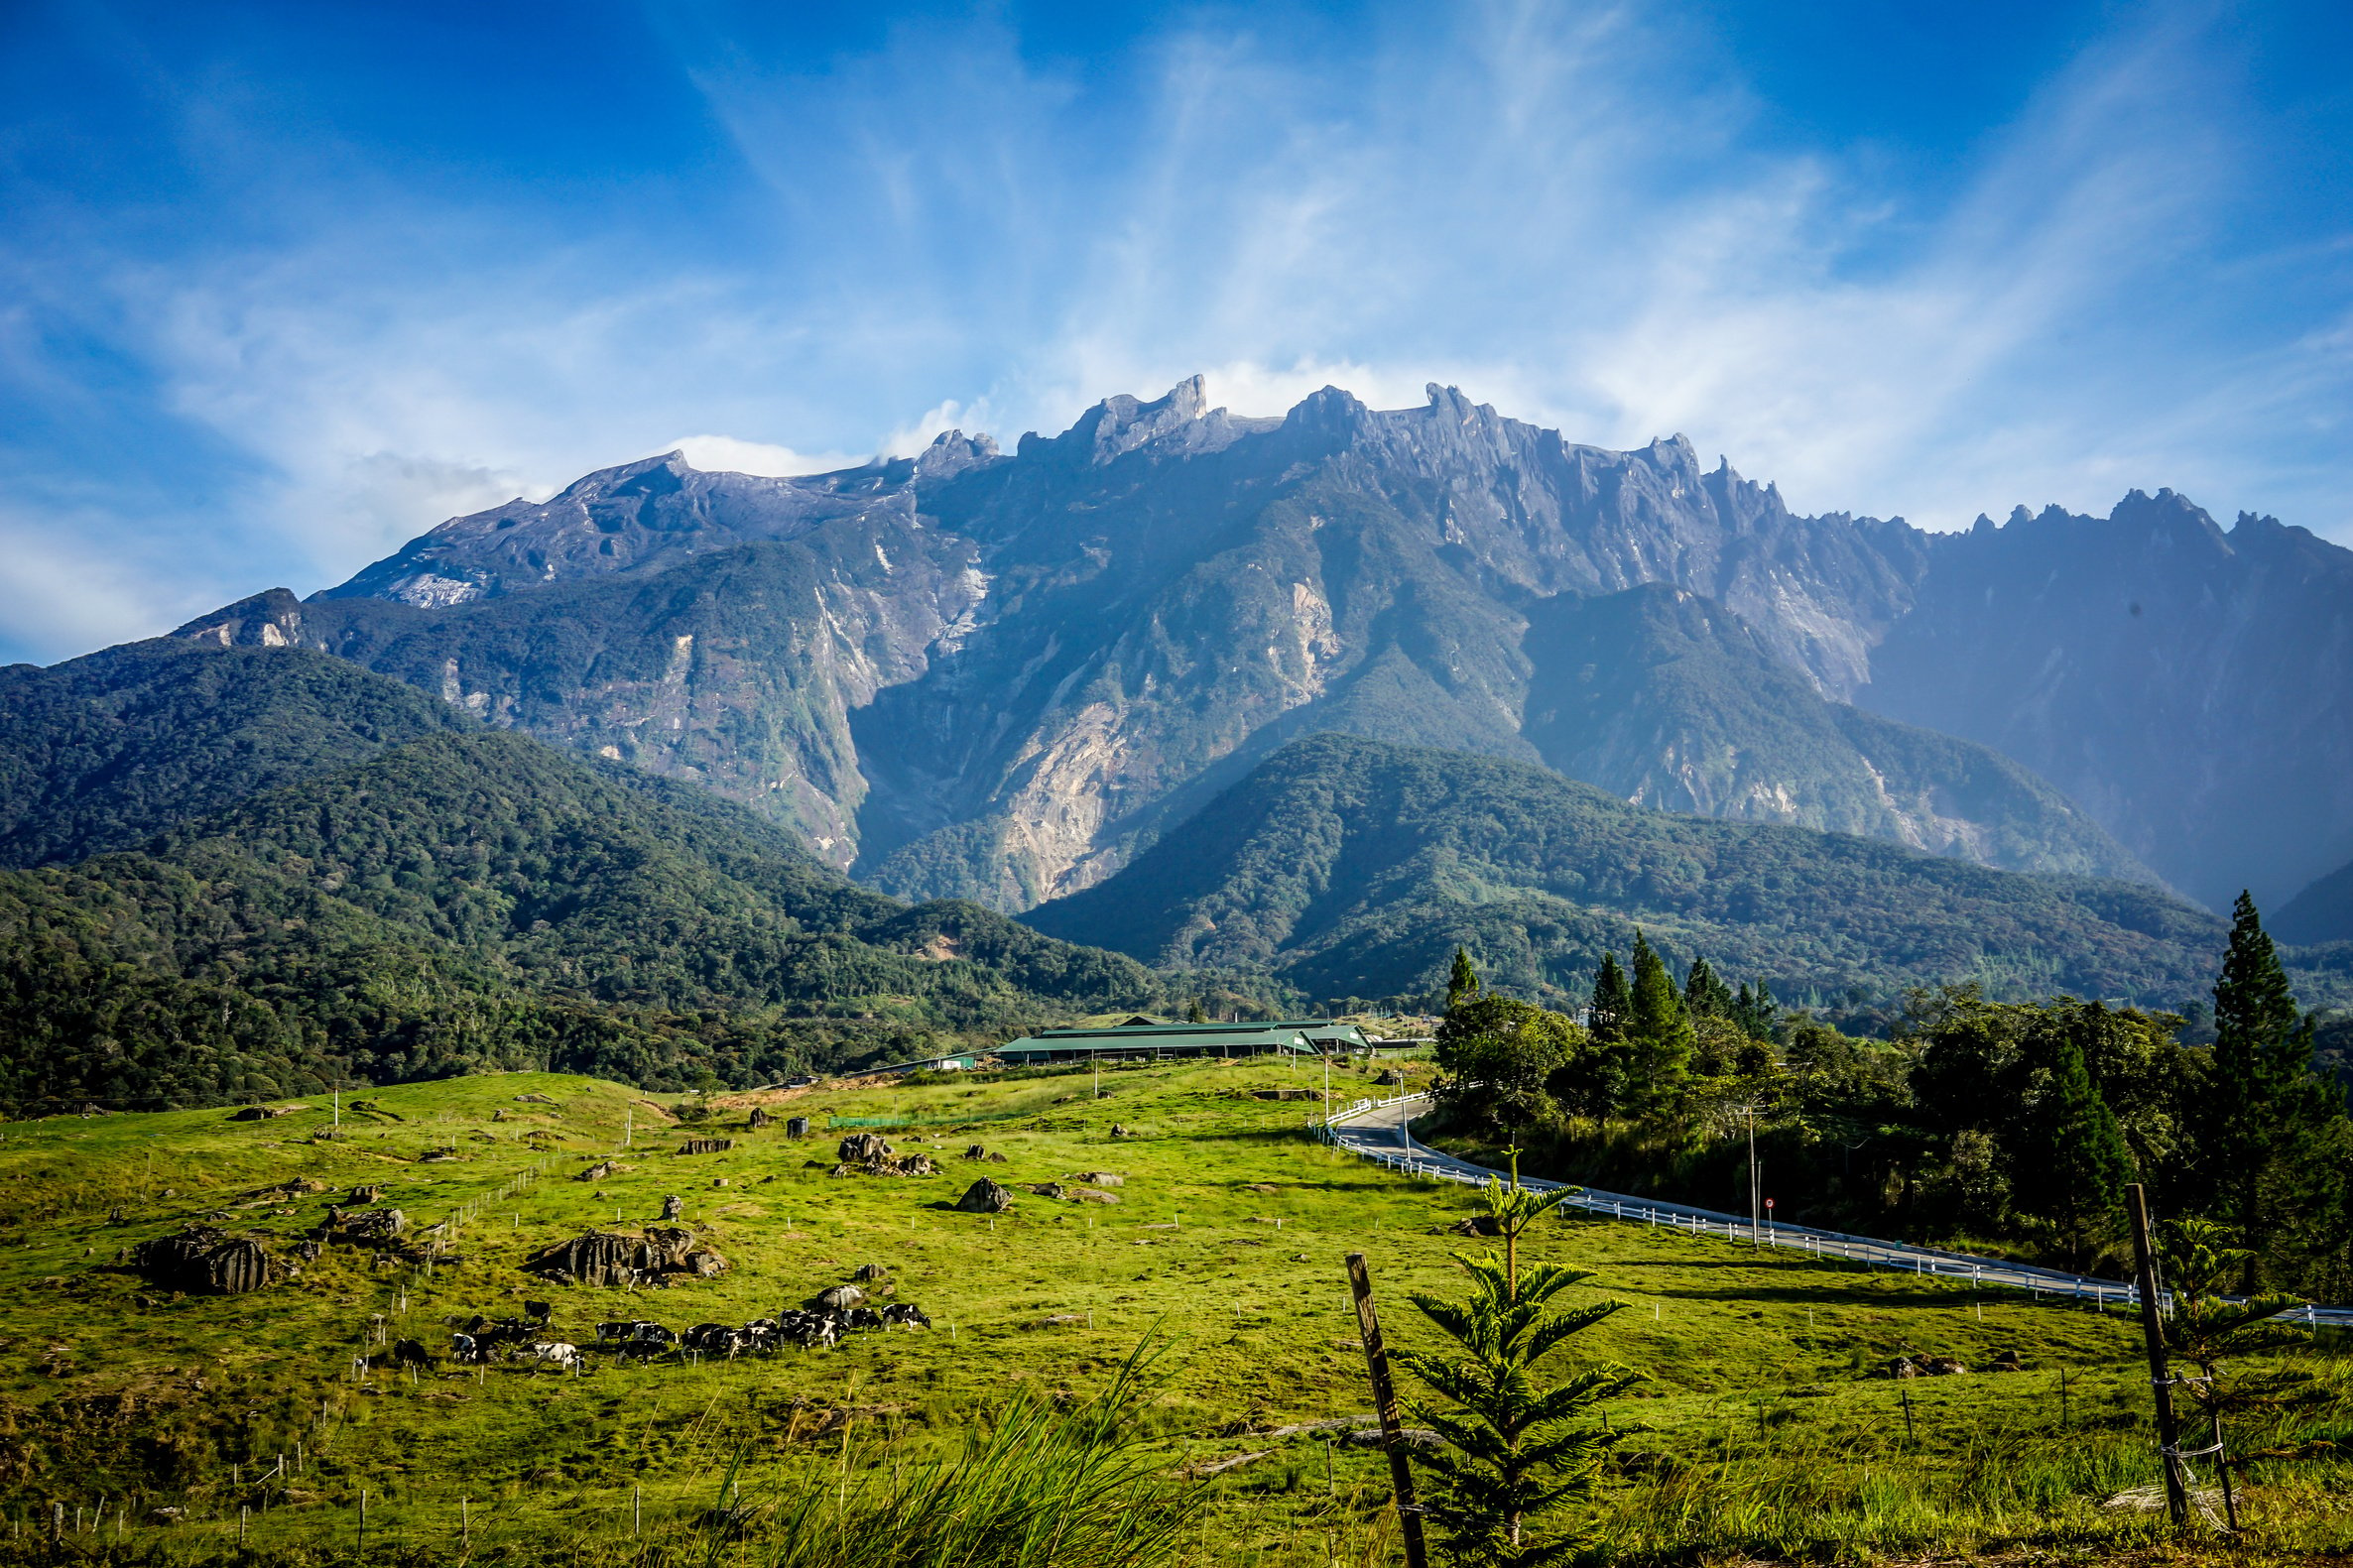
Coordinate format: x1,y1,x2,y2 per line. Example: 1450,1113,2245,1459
1022,733,2284,1012
0,710,1160,1113
0,637,470,868
165,379,2353,914
2278,855,2353,946
1519,585,2149,880
1860,491,2353,911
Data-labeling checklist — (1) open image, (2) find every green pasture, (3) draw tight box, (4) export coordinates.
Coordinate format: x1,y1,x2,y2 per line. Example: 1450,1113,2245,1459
0,1053,2343,1564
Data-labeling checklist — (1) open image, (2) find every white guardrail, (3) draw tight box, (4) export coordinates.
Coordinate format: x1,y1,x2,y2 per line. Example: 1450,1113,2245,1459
1317,1094,2353,1330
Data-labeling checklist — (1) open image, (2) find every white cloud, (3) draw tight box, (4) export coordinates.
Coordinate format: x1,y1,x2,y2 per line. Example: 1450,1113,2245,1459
666,435,865,477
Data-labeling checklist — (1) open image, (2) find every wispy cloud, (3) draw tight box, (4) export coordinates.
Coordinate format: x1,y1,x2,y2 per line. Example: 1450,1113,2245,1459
0,0,2344,663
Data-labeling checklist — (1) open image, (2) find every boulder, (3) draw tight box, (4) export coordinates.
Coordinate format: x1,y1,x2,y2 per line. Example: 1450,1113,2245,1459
227,1106,296,1122
513,1093,558,1105
962,1145,990,1160
852,1264,889,1282
1068,1171,1124,1186
661,1195,684,1221
954,1179,1016,1214
1108,1125,1131,1139
576,1160,621,1182
527,1231,641,1288
640,1227,697,1269
785,1117,810,1139
1434,1215,1501,1237
1073,1189,1121,1205
126,1227,281,1294
1026,1183,1070,1199
747,1107,773,1130
812,1284,865,1313
838,1134,895,1163
345,1184,387,1204
327,1207,408,1245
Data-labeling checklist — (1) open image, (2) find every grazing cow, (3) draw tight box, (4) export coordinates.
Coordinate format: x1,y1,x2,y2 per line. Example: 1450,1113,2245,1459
520,1341,582,1374
594,1320,635,1344
619,1322,676,1360
388,1337,435,1371
522,1299,554,1325
845,1307,884,1330
740,1319,783,1354
448,1332,484,1365
882,1303,931,1330
773,1310,838,1349
681,1322,749,1358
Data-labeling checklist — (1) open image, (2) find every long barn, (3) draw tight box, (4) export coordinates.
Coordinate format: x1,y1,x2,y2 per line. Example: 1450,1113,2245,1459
994,1019,1371,1064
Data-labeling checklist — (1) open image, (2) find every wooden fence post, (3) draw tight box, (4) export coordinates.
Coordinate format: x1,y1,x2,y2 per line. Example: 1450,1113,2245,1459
2126,1183,2190,1527
1345,1253,1428,1568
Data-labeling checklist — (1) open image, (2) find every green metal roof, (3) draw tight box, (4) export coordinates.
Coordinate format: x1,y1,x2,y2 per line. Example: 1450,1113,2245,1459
1030,1019,1366,1042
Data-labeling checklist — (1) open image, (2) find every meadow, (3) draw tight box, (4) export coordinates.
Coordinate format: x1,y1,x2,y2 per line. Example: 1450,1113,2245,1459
0,1051,2344,1565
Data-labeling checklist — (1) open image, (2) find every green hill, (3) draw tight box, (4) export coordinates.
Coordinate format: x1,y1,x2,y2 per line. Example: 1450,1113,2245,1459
1025,733,2263,1011
0,637,471,868
0,729,1158,1114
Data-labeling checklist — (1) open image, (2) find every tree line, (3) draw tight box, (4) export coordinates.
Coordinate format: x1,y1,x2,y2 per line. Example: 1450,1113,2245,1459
1428,894,2353,1299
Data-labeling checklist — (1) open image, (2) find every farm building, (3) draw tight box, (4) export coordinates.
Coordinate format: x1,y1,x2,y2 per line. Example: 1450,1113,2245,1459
993,1019,1371,1064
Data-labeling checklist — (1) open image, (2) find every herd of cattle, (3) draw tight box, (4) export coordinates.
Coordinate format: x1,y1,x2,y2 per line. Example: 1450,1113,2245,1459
382,1290,930,1376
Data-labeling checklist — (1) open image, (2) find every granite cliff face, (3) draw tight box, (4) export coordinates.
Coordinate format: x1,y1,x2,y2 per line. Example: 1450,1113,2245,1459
164,378,2353,915
1860,491,2353,911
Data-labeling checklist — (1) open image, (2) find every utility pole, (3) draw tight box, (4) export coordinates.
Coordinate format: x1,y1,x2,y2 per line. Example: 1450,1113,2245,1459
1731,1104,1763,1246
2126,1183,2190,1527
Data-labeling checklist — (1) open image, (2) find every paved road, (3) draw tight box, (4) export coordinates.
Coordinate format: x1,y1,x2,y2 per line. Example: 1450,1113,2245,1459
1324,1094,2353,1329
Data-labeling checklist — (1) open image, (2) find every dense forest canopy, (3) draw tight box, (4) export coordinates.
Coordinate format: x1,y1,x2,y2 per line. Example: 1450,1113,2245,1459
1424,894,2353,1301
0,730,1172,1114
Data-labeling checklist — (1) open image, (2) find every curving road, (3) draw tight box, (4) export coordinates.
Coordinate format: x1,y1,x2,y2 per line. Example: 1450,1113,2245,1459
1323,1093,2353,1329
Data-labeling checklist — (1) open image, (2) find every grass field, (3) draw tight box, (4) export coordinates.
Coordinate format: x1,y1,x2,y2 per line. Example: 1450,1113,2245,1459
0,1051,2345,1564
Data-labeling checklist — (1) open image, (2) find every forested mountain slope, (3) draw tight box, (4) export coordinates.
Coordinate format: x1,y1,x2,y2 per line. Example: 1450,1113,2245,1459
1023,734,2327,1013
0,729,1156,1113
0,638,470,868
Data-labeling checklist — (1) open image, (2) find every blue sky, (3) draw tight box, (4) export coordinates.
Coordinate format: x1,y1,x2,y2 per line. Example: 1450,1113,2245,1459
1,0,2348,663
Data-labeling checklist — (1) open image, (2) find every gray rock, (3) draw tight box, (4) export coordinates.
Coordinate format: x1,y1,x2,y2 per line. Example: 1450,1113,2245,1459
953,1179,1015,1214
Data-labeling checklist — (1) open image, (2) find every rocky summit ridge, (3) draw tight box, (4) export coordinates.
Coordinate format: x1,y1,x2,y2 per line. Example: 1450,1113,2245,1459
164,379,2353,919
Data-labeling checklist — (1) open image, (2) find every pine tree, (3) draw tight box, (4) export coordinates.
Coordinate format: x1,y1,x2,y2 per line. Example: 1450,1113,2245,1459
2206,892,2318,1279
1682,956,1735,1020
1447,947,1483,1014
1586,954,1628,1046
1730,980,1778,1042
2016,1033,2131,1266
1625,932,1694,1116
1399,1163,1639,1566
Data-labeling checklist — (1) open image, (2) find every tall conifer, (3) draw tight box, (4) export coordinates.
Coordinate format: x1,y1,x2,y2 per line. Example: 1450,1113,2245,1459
1626,932,1694,1115
1587,954,1628,1045
2019,1033,2132,1266
1682,956,1735,1020
2206,892,2339,1285
1447,947,1483,1014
